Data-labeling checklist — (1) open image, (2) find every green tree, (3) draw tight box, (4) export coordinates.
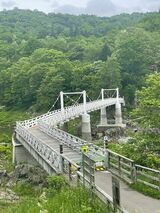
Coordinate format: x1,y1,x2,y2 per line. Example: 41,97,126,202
133,72,160,128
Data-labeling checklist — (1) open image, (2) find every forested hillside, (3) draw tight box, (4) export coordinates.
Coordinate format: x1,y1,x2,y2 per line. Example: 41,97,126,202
0,9,159,110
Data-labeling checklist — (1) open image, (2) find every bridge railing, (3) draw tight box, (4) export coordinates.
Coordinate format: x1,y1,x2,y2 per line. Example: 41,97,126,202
107,149,134,183
38,120,86,153
76,171,123,212
20,97,124,128
38,120,105,159
61,155,81,182
44,98,124,126
15,122,62,173
107,149,160,190
135,164,160,190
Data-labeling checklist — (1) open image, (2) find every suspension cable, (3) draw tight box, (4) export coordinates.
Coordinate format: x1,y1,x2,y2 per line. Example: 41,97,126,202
48,94,60,112
86,93,93,102
64,94,77,104
73,94,83,106
96,92,102,100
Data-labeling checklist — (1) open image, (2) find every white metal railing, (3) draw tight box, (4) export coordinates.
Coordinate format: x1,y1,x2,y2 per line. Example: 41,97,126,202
20,97,124,128
16,122,62,173
38,120,105,159
39,120,85,153
42,98,124,127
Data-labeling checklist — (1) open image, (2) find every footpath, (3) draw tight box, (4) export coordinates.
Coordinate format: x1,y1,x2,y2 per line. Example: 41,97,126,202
95,171,160,213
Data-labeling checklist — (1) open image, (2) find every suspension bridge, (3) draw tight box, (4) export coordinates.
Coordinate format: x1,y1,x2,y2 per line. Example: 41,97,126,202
12,88,160,213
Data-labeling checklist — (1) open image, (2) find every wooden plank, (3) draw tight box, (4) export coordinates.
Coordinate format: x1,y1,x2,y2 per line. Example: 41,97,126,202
137,179,159,190
120,160,132,169
137,171,159,182
121,167,131,176
135,164,160,174
107,149,134,162
110,162,119,170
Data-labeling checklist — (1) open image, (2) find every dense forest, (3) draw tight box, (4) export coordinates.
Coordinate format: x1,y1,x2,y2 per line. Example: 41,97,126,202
0,9,159,210
0,9,159,111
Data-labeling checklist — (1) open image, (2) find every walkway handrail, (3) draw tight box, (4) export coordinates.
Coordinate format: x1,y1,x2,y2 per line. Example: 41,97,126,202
38,120,105,158
135,164,160,190
15,122,62,173
43,98,124,127
20,97,124,128
107,149,160,189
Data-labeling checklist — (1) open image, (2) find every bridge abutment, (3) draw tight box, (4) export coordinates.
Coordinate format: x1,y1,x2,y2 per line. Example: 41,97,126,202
12,134,56,175
81,113,92,141
12,135,38,165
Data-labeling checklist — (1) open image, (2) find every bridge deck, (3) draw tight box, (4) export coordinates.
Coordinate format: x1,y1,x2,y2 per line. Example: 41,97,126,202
95,171,160,213
28,126,81,164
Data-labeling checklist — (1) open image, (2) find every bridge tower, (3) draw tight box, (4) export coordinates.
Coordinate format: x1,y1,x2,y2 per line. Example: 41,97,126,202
81,90,92,141
60,90,92,141
99,88,108,126
98,88,126,128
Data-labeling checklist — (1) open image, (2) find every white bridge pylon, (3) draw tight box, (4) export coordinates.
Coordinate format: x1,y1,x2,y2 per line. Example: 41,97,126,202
60,90,87,114
60,90,91,141
98,88,126,128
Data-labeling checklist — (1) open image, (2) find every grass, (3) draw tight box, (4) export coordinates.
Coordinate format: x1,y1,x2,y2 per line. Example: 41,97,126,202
4,187,111,213
0,144,13,172
3,175,112,213
131,182,160,199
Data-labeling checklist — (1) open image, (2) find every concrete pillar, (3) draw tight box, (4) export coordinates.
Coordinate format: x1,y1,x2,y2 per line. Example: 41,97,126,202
81,113,92,141
99,107,108,126
115,101,123,125
12,136,38,165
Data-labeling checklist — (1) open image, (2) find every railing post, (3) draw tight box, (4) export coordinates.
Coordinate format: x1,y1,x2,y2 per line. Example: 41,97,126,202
83,90,87,114
101,88,104,101
68,162,72,181
77,168,81,186
105,149,109,169
59,144,64,173
60,91,64,112
118,156,121,176
134,165,138,183
116,88,119,102
108,151,111,169
130,162,135,182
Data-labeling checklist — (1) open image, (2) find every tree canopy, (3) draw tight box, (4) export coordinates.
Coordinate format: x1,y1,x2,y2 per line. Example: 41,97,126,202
0,9,159,111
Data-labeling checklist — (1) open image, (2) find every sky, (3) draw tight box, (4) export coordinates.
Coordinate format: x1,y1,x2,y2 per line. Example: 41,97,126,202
0,0,160,16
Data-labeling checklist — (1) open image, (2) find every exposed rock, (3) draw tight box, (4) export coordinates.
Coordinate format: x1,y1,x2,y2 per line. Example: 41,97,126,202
105,127,125,139
0,170,8,185
8,164,48,187
0,170,7,178
0,188,19,203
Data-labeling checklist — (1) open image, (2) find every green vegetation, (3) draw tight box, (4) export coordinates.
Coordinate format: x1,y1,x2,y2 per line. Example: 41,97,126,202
3,176,111,213
0,144,13,171
0,110,30,127
0,10,159,110
0,109,31,142
131,182,160,199
0,8,159,205
109,73,160,170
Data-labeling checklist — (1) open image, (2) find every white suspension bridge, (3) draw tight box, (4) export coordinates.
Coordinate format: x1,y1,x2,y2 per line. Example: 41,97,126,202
12,88,160,213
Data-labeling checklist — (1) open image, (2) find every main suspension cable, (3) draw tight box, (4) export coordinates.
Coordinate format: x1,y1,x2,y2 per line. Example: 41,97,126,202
48,94,60,112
